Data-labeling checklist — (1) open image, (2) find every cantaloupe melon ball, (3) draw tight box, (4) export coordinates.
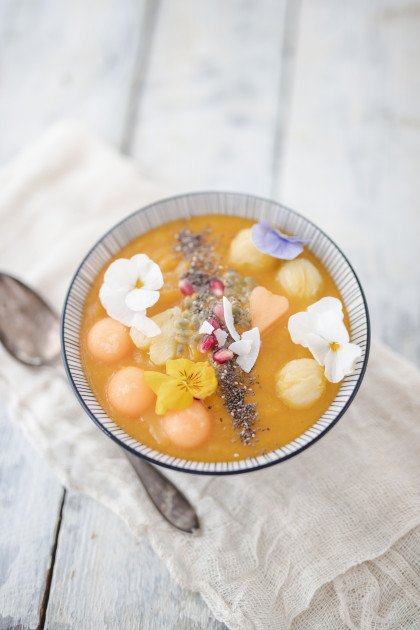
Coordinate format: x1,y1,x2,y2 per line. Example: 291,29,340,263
107,367,156,417
276,258,323,299
275,358,326,409
228,228,277,270
162,400,212,449
87,317,132,363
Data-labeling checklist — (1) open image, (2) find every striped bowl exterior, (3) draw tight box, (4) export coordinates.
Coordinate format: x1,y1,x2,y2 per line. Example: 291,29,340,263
61,192,370,475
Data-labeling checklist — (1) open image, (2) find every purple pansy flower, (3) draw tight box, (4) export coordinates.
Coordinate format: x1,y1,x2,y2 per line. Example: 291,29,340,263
251,219,309,260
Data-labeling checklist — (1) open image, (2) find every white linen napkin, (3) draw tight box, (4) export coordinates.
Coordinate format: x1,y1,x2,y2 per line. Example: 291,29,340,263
1,122,419,629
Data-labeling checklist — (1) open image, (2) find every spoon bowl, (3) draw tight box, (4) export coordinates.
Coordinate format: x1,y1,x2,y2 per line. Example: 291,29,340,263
0,273,61,366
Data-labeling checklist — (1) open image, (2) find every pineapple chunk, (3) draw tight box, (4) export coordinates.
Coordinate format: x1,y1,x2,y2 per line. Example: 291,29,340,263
149,334,176,366
130,327,153,351
275,358,326,409
130,307,181,365
276,258,322,299
130,306,181,349
228,228,277,270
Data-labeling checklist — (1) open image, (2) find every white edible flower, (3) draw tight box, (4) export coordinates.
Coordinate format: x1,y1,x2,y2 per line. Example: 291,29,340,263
288,297,362,383
223,297,261,373
99,254,163,337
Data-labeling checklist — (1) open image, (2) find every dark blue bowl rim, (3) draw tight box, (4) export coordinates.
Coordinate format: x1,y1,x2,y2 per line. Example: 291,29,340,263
61,190,371,475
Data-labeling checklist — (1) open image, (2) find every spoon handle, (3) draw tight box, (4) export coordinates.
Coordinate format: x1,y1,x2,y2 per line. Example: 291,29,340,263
59,366,200,533
124,451,199,533
58,356,200,533
0,272,200,533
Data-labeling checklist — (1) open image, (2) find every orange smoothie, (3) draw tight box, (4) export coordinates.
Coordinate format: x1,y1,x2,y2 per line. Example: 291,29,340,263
80,215,345,462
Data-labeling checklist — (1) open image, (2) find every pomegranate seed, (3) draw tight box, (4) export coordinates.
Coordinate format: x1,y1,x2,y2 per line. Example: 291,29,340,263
178,279,195,296
209,278,225,297
213,348,234,364
207,317,221,330
213,302,225,322
197,334,217,353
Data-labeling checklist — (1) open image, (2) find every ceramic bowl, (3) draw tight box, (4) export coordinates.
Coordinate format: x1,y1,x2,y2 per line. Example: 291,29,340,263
61,192,370,474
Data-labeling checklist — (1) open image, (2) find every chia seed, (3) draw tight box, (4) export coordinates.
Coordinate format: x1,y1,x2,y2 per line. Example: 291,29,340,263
173,225,265,448
174,228,217,275
174,228,204,257
215,361,262,446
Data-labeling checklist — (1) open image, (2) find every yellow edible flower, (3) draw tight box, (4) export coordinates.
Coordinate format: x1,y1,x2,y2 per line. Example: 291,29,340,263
144,358,218,415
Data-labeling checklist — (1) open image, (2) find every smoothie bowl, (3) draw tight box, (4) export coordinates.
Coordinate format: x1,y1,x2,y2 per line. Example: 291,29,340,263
61,192,370,474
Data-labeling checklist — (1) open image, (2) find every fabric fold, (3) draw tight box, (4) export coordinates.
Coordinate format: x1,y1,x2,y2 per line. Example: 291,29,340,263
1,121,419,629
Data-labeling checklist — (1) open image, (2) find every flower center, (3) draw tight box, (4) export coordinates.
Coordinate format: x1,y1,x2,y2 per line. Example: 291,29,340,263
330,341,340,352
135,279,144,289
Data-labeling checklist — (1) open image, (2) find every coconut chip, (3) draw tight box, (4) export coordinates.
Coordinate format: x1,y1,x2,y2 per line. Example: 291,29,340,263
236,327,261,373
199,320,215,335
222,296,240,342
214,328,228,346
229,339,252,356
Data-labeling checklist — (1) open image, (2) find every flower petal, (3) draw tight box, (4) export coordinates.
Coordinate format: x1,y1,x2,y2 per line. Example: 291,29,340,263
125,288,160,311
288,296,362,381
132,312,162,337
324,343,362,383
188,363,218,399
251,220,308,260
99,284,137,326
288,311,317,347
289,297,348,348
165,358,191,379
165,358,217,399
305,332,330,366
222,297,240,342
315,310,349,345
155,379,193,415
103,258,137,292
307,297,349,344
131,254,164,290
143,371,172,395
307,296,343,316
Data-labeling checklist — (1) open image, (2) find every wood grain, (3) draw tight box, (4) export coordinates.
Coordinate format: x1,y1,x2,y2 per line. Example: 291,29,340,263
44,492,227,629
1,0,419,627
0,405,63,630
129,0,289,196
0,0,148,166
37,2,292,625
276,0,420,365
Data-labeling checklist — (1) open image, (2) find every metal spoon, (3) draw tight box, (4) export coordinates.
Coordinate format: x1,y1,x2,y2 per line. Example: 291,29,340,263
0,272,199,533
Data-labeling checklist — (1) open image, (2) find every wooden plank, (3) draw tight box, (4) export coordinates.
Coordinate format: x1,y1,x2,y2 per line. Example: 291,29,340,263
0,1,297,627
40,2,292,627
0,0,149,166
275,0,420,365
0,2,203,627
0,0,144,619
129,0,289,197
0,403,64,630
44,491,227,630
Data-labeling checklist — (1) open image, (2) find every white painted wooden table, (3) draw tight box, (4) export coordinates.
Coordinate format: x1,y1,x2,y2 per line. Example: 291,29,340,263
1,1,419,627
